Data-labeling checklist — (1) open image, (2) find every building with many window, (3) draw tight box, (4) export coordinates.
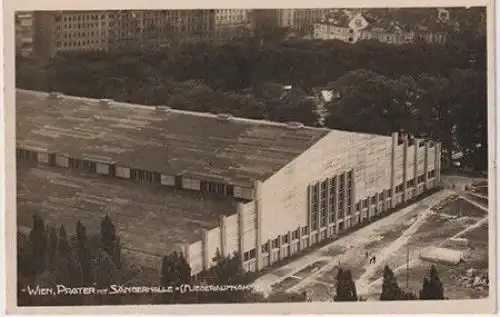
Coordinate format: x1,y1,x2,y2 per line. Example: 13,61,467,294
15,11,34,56
277,9,328,35
16,89,442,275
213,9,252,41
30,9,256,57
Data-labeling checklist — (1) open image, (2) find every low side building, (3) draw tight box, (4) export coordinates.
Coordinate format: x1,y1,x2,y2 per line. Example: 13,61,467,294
16,89,442,275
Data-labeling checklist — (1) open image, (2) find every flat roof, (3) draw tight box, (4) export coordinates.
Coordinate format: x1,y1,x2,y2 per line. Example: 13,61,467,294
16,163,238,261
16,89,330,187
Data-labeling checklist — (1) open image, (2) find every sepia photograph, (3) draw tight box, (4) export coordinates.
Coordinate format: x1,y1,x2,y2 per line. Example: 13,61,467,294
4,1,496,314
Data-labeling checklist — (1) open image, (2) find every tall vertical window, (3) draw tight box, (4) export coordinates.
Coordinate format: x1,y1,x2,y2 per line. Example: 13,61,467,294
311,183,319,231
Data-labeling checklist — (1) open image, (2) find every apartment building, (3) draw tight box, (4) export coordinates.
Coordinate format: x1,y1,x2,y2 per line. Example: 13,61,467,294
15,11,34,56
213,9,252,41
278,9,328,35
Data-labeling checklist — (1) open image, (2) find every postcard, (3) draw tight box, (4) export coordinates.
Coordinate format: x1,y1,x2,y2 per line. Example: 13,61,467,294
2,0,497,314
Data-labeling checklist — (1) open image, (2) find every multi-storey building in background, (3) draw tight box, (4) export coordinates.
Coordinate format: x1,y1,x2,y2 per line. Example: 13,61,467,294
16,89,442,274
277,9,328,35
313,8,454,45
214,9,252,41
30,9,254,57
15,11,34,56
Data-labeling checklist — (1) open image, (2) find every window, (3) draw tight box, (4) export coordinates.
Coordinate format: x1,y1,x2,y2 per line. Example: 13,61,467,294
292,229,299,240
208,182,217,193
302,226,309,236
226,185,234,196
379,192,384,201
216,183,225,194
417,175,425,183
283,234,289,244
243,249,256,261
271,238,279,249
428,170,436,178
261,243,269,253
396,184,403,192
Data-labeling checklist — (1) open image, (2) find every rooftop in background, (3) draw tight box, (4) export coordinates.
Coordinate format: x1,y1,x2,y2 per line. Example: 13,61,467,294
16,89,330,187
17,163,238,265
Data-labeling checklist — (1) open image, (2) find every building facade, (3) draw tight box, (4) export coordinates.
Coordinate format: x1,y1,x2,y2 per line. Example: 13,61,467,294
213,9,252,41
16,90,442,276
15,11,34,56
184,131,441,274
32,9,243,57
277,9,328,35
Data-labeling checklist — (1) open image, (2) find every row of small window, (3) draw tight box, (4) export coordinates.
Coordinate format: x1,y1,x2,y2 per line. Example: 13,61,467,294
68,158,97,173
354,171,436,210
16,149,39,162
58,22,107,30
16,149,238,198
200,180,234,197
130,169,161,184
61,31,105,38
243,222,346,262
56,41,106,48
57,14,107,22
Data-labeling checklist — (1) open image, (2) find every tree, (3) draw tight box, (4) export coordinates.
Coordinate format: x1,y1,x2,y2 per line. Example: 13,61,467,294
334,268,358,301
76,221,93,285
325,70,419,135
160,251,191,287
46,227,58,270
380,265,417,300
419,265,445,300
100,215,121,268
51,225,82,289
29,214,47,273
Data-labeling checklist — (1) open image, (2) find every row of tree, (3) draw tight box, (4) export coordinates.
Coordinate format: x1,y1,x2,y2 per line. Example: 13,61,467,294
17,34,485,94
334,265,445,302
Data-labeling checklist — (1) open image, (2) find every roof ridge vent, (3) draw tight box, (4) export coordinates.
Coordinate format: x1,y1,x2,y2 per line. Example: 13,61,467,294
286,121,304,129
217,113,234,121
99,99,113,107
156,105,172,112
48,91,62,99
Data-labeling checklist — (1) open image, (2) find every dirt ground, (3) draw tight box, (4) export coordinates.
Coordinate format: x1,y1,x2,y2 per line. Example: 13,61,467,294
276,197,488,301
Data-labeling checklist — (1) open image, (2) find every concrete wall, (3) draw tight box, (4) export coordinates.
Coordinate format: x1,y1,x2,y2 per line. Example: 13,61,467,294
259,130,396,242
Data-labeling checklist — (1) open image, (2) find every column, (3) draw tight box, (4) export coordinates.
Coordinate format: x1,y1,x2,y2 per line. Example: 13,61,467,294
375,192,380,217
350,170,356,222
237,202,245,266
287,230,293,257
183,243,191,267
390,132,398,208
316,182,321,240
435,141,442,186
424,141,429,189
298,225,303,251
402,134,409,202
276,235,282,262
307,184,313,239
413,140,419,195
254,180,263,271
343,171,348,228
219,215,227,257
201,229,209,271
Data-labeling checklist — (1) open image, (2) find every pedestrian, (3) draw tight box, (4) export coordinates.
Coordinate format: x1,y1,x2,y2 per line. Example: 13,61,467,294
365,252,369,259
